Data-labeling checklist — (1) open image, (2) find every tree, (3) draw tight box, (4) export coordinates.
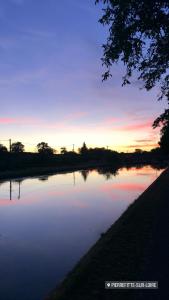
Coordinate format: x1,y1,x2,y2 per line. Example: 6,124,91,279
60,147,67,154
153,109,169,153
96,0,169,95
11,142,24,153
79,142,88,155
0,144,8,153
159,125,169,153
37,142,55,155
135,149,143,154
96,0,169,150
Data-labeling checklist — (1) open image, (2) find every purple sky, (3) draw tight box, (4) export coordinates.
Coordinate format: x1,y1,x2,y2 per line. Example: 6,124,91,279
0,0,167,152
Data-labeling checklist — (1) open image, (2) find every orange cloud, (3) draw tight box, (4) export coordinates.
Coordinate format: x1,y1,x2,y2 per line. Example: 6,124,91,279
125,143,158,149
135,139,153,143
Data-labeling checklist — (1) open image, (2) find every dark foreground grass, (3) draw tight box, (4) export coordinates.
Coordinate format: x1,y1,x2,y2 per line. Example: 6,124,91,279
45,167,169,300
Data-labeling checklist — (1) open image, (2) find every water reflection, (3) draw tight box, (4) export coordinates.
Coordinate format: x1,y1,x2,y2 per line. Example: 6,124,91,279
97,168,119,180
0,165,166,300
80,170,90,182
38,175,49,182
14,179,23,200
0,164,167,202
9,179,23,200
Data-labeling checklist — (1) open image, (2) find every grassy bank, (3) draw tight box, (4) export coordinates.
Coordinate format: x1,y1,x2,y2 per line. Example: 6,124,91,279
45,167,169,300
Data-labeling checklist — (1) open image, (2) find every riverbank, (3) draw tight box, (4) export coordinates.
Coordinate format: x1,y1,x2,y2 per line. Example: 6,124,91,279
0,150,168,181
0,161,168,182
0,162,109,181
46,167,169,300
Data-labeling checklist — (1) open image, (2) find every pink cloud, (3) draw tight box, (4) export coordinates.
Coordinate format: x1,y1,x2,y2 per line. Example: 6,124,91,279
0,199,17,206
113,182,146,192
48,191,66,197
36,111,89,130
68,199,88,208
0,117,40,125
64,111,87,122
101,182,146,193
0,117,18,124
104,117,119,125
116,121,153,131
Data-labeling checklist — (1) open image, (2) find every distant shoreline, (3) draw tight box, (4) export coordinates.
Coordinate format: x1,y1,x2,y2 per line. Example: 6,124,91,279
0,150,168,181
0,162,103,181
0,160,168,181
45,167,169,300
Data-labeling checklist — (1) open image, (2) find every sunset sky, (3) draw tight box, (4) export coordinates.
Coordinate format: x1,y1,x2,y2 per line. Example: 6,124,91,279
0,0,167,152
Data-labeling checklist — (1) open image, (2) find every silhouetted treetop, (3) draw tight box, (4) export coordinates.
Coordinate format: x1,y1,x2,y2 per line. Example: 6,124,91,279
37,142,55,155
96,0,169,101
159,122,169,153
60,147,67,155
153,109,169,153
0,144,8,153
11,142,24,153
79,142,88,155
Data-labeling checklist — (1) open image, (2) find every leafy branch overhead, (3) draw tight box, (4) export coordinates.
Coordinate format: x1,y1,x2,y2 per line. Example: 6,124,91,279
96,0,169,102
96,0,169,153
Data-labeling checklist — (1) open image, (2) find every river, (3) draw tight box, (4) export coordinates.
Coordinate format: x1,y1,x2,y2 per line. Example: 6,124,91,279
0,165,164,300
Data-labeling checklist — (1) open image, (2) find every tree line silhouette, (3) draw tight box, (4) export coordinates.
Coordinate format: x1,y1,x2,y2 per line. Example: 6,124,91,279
0,141,168,173
0,141,168,155
0,141,55,154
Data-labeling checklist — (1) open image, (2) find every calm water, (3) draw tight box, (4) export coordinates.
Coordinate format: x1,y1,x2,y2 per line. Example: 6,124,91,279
0,166,164,300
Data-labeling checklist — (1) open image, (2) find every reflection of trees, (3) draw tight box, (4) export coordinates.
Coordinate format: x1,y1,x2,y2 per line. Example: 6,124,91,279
14,179,23,184
104,172,113,180
38,176,49,182
97,166,119,180
125,164,145,171
123,162,168,172
80,170,90,182
0,181,5,187
80,166,120,181
150,162,168,170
